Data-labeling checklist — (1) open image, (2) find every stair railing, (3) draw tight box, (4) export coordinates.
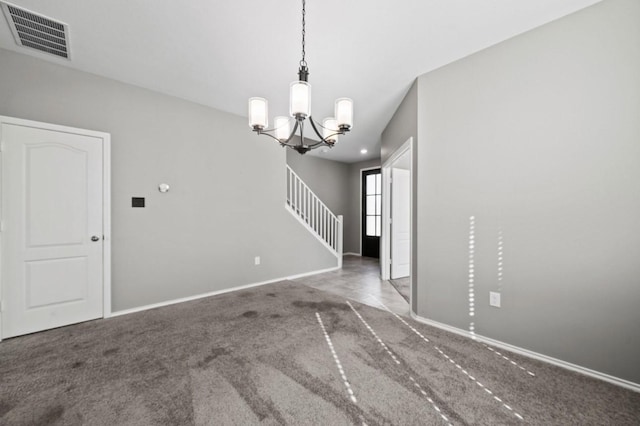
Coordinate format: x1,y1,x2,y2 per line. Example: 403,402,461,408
286,166,343,266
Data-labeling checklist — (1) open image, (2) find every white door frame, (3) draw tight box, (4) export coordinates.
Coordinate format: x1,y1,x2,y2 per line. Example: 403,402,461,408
381,137,413,302
390,168,411,279
359,166,382,257
0,116,112,341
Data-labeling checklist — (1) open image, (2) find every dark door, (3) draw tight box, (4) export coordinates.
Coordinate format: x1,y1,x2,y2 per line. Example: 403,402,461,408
362,168,381,258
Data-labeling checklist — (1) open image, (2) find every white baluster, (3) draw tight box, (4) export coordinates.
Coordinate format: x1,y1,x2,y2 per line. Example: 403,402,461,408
307,186,311,224
303,184,306,219
326,209,329,244
287,169,291,206
311,197,315,232
298,178,301,214
307,186,313,224
320,204,326,241
315,195,317,231
337,215,343,268
331,216,336,249
319,204,322,239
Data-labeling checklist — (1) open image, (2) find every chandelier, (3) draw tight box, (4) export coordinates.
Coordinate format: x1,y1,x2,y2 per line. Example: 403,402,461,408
248,0,353,154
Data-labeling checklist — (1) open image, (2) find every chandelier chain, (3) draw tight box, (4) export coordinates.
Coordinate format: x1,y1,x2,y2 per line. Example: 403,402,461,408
300,0,307,67
248,0,352,154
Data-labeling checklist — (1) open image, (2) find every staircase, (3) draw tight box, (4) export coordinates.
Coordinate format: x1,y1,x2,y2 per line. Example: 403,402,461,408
286,166,343,268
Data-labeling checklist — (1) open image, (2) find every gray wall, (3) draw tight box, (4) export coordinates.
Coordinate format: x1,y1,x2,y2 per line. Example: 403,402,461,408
412,0,640,383
286,151,350,218
0,48,337,312
381,81,418,310
381,81,417,165
286,151,380,255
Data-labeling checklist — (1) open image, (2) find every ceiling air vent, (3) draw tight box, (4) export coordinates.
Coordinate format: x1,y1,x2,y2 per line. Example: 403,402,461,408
1,1,69,59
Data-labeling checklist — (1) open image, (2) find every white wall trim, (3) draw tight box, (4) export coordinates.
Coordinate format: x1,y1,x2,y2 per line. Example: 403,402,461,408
111,265,340,318
381,137,413,311
102,132,112,318
343,252,361,256
410,312,640,393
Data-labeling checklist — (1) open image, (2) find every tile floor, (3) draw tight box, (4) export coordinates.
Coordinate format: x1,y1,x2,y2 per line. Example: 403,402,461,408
290,255,410,316
389,277,410,303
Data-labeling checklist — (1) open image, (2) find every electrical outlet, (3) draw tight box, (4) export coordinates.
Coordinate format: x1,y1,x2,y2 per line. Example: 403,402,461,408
254,256,261,266
489,291,501,308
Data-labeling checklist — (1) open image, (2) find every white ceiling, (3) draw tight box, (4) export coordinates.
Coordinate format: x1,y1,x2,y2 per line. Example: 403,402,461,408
0,0,601,163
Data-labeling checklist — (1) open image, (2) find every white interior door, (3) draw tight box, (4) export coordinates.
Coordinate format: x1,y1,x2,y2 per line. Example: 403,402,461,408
391,168,410,279
1,120,104,338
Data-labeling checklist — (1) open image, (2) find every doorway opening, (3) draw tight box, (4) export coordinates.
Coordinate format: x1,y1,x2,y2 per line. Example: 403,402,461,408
0,116,111,341
361,168,381,258
381,137,413,310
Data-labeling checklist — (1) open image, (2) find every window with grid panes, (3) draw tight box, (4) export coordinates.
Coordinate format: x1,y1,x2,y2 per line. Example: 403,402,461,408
365,172,381,237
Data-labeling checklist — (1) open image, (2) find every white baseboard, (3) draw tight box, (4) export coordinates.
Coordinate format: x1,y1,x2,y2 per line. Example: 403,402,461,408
343,252,361,256
111,266,340,318
410,312,640,393
284,266,340,280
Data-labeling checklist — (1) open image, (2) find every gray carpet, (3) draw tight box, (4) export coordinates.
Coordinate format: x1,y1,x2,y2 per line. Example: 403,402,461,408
1,281,639,425
389,277,410,303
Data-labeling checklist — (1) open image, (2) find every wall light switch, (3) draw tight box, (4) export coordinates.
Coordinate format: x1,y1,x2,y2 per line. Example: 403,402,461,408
254,256,260,266
489,291,501,308
132,197,145,208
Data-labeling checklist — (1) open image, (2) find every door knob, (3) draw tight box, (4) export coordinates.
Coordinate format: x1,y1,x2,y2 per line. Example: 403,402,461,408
91,236,100,242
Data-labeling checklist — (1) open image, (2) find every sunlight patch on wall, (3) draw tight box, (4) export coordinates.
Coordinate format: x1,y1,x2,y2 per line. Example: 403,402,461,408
468,216,476,339
497,227,504,292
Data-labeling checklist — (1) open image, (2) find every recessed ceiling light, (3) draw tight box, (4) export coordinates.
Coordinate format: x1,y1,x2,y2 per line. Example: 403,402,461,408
360,149,368,154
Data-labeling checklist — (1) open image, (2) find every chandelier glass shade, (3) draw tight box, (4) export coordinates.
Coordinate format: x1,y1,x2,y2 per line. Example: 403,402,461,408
248,0,353,154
